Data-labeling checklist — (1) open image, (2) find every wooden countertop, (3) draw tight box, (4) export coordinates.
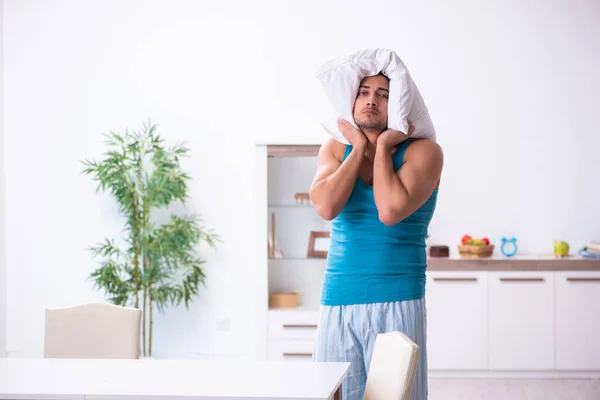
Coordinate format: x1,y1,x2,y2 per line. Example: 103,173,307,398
427,255,600,271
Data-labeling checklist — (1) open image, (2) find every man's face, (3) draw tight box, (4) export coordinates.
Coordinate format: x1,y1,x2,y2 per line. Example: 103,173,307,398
352,74,389,133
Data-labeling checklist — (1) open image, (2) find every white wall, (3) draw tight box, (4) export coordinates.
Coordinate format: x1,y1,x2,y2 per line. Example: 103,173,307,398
0,0,6,358
4,0,599,358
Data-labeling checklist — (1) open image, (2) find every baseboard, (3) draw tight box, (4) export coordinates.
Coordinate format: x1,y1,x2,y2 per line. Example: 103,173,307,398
429,370,600,380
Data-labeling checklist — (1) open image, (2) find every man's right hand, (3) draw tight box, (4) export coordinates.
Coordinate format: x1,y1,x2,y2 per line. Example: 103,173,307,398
338,118,367,149
309,136,365,221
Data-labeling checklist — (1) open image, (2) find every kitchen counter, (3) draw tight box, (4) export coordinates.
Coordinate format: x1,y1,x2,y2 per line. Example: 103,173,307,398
427,255,600,271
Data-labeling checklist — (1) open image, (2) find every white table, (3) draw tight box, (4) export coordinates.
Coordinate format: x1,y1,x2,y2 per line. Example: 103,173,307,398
0,358,350,400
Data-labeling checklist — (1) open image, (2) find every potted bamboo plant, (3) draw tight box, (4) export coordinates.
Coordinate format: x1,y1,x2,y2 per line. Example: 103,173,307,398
81,121,220,357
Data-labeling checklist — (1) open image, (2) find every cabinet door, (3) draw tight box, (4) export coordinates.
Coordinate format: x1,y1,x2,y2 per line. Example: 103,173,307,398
426,271,488,370
555,271,600,370
489,272,554,370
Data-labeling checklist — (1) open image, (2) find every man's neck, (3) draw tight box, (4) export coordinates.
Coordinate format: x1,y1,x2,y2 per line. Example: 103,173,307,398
362,129,384,160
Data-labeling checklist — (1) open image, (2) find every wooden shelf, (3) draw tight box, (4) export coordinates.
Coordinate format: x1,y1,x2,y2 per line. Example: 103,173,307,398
267,145,319,157
268,204,314,209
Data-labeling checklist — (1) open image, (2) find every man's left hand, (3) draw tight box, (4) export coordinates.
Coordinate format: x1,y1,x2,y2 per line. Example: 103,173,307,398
377,120,415,149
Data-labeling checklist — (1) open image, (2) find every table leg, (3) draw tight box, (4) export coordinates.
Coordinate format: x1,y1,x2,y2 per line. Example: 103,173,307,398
334,385,341,400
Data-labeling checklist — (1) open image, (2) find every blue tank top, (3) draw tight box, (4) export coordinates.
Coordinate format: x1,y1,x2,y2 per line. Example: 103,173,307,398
321,139,439,306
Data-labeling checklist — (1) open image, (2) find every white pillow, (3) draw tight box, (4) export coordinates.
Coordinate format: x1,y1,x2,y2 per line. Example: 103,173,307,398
316,48,436,145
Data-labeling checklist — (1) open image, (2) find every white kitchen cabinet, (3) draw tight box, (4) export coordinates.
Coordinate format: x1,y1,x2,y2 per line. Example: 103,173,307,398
489,271,554,370
267,339,316,362
268,309,319,341
426,271,488,370
555,271,600,370
267,310,319,363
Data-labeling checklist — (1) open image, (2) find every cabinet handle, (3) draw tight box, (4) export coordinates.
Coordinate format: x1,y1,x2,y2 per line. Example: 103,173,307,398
567,277,600,282
283,352,313,357
282,324,318,329
499,277,544,282
433,277,477,282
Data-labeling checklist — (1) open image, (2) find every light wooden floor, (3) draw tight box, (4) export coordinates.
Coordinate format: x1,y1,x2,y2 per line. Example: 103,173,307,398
429,379,600,399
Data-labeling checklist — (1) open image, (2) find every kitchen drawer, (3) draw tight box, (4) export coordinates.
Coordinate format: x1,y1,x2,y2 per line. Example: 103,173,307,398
268,339,316,362
268,309,319,340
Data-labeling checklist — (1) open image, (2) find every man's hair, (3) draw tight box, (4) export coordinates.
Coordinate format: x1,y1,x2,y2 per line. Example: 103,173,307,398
376,71,390,81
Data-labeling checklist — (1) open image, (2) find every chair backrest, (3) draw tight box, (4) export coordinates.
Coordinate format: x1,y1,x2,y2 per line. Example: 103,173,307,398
44,302,142,359
363,331,420,400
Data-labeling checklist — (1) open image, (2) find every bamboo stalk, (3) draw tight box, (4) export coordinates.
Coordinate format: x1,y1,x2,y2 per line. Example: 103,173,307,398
142,285,147,357
148,253,153,357
133,196,141,309
141,202,149,357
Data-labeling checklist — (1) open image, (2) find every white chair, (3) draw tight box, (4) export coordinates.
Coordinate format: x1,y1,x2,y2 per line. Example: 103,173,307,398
44,302,142,359
363,331,420,400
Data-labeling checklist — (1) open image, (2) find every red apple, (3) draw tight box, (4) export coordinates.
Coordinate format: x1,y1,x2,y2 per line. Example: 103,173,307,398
461,235,472,245
482,237,490,245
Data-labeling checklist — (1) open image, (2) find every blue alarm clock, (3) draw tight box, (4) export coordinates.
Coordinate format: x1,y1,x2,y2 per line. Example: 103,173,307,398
501,237,518,257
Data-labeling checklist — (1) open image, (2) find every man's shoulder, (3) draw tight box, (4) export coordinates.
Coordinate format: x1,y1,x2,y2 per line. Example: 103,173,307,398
405,138,443,163
319,138,347,161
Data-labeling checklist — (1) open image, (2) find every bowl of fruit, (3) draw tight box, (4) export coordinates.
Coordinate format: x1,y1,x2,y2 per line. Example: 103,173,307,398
458,235,494,258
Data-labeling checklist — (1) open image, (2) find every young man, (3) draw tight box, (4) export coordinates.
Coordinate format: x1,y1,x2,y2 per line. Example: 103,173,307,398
309,72,443,400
